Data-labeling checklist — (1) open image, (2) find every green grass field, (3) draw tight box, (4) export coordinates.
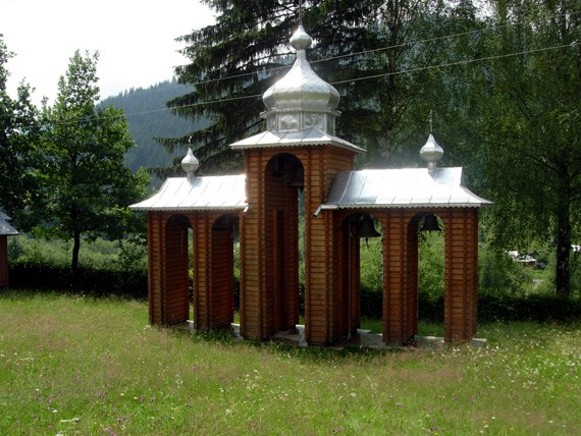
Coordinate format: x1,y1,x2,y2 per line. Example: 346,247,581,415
1,291,579,434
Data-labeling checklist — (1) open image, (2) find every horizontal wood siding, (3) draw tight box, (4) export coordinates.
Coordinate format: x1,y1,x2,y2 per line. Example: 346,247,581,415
211,223,235,328
147,212,163,324
163,216,190,325
443,208,479,343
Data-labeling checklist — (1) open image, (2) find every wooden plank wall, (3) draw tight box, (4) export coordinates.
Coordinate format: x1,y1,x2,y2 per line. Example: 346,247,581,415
240,145,356,343
148,211,238,330
162,215,190,324
380,210,416,343
210,219,235,328
147,212,163,324
378,208,479,344
303,146,356,345
442,208,479,342
0,236,9,288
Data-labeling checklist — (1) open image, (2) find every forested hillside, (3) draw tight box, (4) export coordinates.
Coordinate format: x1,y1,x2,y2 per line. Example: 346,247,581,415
99,79,202,175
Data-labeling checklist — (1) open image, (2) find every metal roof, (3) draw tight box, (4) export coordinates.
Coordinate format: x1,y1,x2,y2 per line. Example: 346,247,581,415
230,126,365,153
0,211,19,236
320,167,491,210
129,174,247,211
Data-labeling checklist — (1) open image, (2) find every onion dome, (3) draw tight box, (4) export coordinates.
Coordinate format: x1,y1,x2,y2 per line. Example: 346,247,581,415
181,148,199,180
420,133,444,174
262,25,340,135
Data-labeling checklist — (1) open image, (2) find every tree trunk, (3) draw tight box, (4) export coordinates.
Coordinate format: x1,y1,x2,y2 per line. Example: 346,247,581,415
71,230,81,291
555,173,571,297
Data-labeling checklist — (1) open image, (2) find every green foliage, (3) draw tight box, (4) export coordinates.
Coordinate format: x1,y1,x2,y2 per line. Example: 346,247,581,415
478,245,534,296
0,35,40,227
418,233,445,301
359,237,382,292
30,50,149,272
467,1,581,296
8,235,147,298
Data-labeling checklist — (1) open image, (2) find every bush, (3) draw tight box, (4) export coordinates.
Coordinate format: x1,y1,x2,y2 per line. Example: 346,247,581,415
8,235,148,299
9,262,147,299
479,245,534,296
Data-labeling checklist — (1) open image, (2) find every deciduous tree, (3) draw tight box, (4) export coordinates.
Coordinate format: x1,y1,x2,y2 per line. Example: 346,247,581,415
476,0,581,296
35,50,149,275
0,35,39,225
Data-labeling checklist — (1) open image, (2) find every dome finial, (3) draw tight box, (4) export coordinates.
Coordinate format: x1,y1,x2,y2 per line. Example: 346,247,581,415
290,24,312,51
420,117,444,175
181,147,199,180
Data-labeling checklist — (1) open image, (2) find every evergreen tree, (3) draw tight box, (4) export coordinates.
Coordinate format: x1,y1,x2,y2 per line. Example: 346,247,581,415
167,0,460,171
34,50,149,275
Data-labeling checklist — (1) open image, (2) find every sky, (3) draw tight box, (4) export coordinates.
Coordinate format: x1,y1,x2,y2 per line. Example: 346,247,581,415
0,0,215,105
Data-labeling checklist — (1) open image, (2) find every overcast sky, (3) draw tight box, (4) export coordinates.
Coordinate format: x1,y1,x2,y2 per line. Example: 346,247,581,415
0,0,215,105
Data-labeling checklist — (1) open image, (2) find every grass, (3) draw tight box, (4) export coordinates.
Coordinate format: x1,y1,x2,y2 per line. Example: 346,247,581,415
1,291,579,434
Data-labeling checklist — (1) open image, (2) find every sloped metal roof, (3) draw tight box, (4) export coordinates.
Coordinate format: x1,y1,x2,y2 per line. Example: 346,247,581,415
320,167,491,210
0,211,19,236
230,126,365,153
129,174,247,211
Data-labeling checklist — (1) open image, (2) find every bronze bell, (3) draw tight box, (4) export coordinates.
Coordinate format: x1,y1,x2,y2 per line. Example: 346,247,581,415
419,213,442,232
359,215,381,239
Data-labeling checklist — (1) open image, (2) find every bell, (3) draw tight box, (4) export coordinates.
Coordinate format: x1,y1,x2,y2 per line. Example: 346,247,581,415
359,216,381,239
288,165,304,188
419,214,442,232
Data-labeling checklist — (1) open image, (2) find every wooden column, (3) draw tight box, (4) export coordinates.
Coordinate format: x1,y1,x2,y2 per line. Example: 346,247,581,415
443,208,479,343
147,212,164,324
381,210,417,344
303,147,355,345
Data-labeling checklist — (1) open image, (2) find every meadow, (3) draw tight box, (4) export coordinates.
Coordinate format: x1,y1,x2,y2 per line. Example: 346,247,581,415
1,291,579,434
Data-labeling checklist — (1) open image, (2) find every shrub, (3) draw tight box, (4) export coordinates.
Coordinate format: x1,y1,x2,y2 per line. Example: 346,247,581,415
479,245,534,296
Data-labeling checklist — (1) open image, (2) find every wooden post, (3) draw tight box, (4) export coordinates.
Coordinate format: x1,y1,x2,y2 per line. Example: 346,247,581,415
443,208,479,342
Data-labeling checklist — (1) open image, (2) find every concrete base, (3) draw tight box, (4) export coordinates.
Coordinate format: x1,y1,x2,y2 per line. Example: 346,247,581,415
181,322,486,349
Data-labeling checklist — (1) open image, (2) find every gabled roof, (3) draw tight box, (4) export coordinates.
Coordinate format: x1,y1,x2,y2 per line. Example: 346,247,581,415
129,174,247,211
230,126,365,153
320,167,491,210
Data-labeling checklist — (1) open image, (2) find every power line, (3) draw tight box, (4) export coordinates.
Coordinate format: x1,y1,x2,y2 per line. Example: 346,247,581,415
44,39,578,129
111,9,581,98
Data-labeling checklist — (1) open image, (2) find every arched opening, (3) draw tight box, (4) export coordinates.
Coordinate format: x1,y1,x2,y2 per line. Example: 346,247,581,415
209,214,238,329
264,153,303,333
164,214,192,325
338,213,383,341
414,212,445,337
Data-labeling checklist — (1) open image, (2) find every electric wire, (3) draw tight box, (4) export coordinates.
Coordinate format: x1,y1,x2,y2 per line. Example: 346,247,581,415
10,7,580,129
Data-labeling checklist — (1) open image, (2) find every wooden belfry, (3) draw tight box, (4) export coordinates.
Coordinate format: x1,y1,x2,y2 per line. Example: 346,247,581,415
131,25,490,345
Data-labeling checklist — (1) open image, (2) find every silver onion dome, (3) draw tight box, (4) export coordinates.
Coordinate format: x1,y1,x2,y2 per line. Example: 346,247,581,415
420,133,444,174
262,25,340,135
181,147,200,180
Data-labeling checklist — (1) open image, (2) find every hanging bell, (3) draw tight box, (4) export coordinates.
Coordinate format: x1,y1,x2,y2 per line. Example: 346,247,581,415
359,216,381,239
419,213,442,232
288,165,304,188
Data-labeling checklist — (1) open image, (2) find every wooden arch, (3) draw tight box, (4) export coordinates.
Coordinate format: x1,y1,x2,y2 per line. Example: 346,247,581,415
147,211,239,329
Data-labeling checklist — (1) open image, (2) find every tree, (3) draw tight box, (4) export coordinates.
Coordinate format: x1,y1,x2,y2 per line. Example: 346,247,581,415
166,0,462,171
0,34,39,226
34,50,149,275
475,0,581,296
